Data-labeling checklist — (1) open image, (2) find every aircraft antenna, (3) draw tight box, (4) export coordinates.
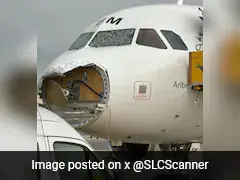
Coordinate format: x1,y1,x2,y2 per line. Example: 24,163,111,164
177,0,183,5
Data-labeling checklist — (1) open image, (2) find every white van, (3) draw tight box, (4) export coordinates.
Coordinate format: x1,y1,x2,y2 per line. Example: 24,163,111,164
37,106,115,180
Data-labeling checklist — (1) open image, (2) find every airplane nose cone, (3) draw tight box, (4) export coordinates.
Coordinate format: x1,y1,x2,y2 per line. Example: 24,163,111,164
45,57,91,77
39,59,110,128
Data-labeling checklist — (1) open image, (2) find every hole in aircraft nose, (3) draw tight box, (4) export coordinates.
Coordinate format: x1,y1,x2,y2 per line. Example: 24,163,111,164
41,64,110,127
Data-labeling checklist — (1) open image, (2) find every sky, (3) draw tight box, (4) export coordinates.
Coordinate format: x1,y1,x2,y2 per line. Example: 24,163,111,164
37,0,202,80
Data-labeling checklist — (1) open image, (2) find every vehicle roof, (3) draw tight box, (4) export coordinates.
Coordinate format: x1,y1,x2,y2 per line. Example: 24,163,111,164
37,106,87,142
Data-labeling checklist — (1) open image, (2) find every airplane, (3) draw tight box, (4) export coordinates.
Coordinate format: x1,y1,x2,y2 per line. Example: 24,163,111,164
38,2,203,161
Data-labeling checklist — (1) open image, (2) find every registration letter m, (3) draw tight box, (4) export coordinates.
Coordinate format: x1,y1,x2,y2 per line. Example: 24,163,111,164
106,17,122,25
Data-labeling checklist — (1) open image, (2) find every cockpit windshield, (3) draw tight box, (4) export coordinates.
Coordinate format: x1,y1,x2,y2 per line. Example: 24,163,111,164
89,29,135,48
68,32,95,50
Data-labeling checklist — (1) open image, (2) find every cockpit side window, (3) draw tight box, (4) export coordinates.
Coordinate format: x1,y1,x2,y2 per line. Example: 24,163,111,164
136,29,167,49
89,29,135,48
160,30,188,51
68,32,95,50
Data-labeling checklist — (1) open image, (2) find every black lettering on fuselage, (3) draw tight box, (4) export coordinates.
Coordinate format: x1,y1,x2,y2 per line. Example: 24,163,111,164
96,18,106,26
106,17,123,25
173,81,191,89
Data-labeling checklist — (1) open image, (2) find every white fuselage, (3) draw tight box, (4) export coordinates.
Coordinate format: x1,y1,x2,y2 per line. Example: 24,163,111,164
43,4,203,145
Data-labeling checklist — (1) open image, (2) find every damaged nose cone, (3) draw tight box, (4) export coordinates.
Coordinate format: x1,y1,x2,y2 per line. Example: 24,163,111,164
39,63,110,128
